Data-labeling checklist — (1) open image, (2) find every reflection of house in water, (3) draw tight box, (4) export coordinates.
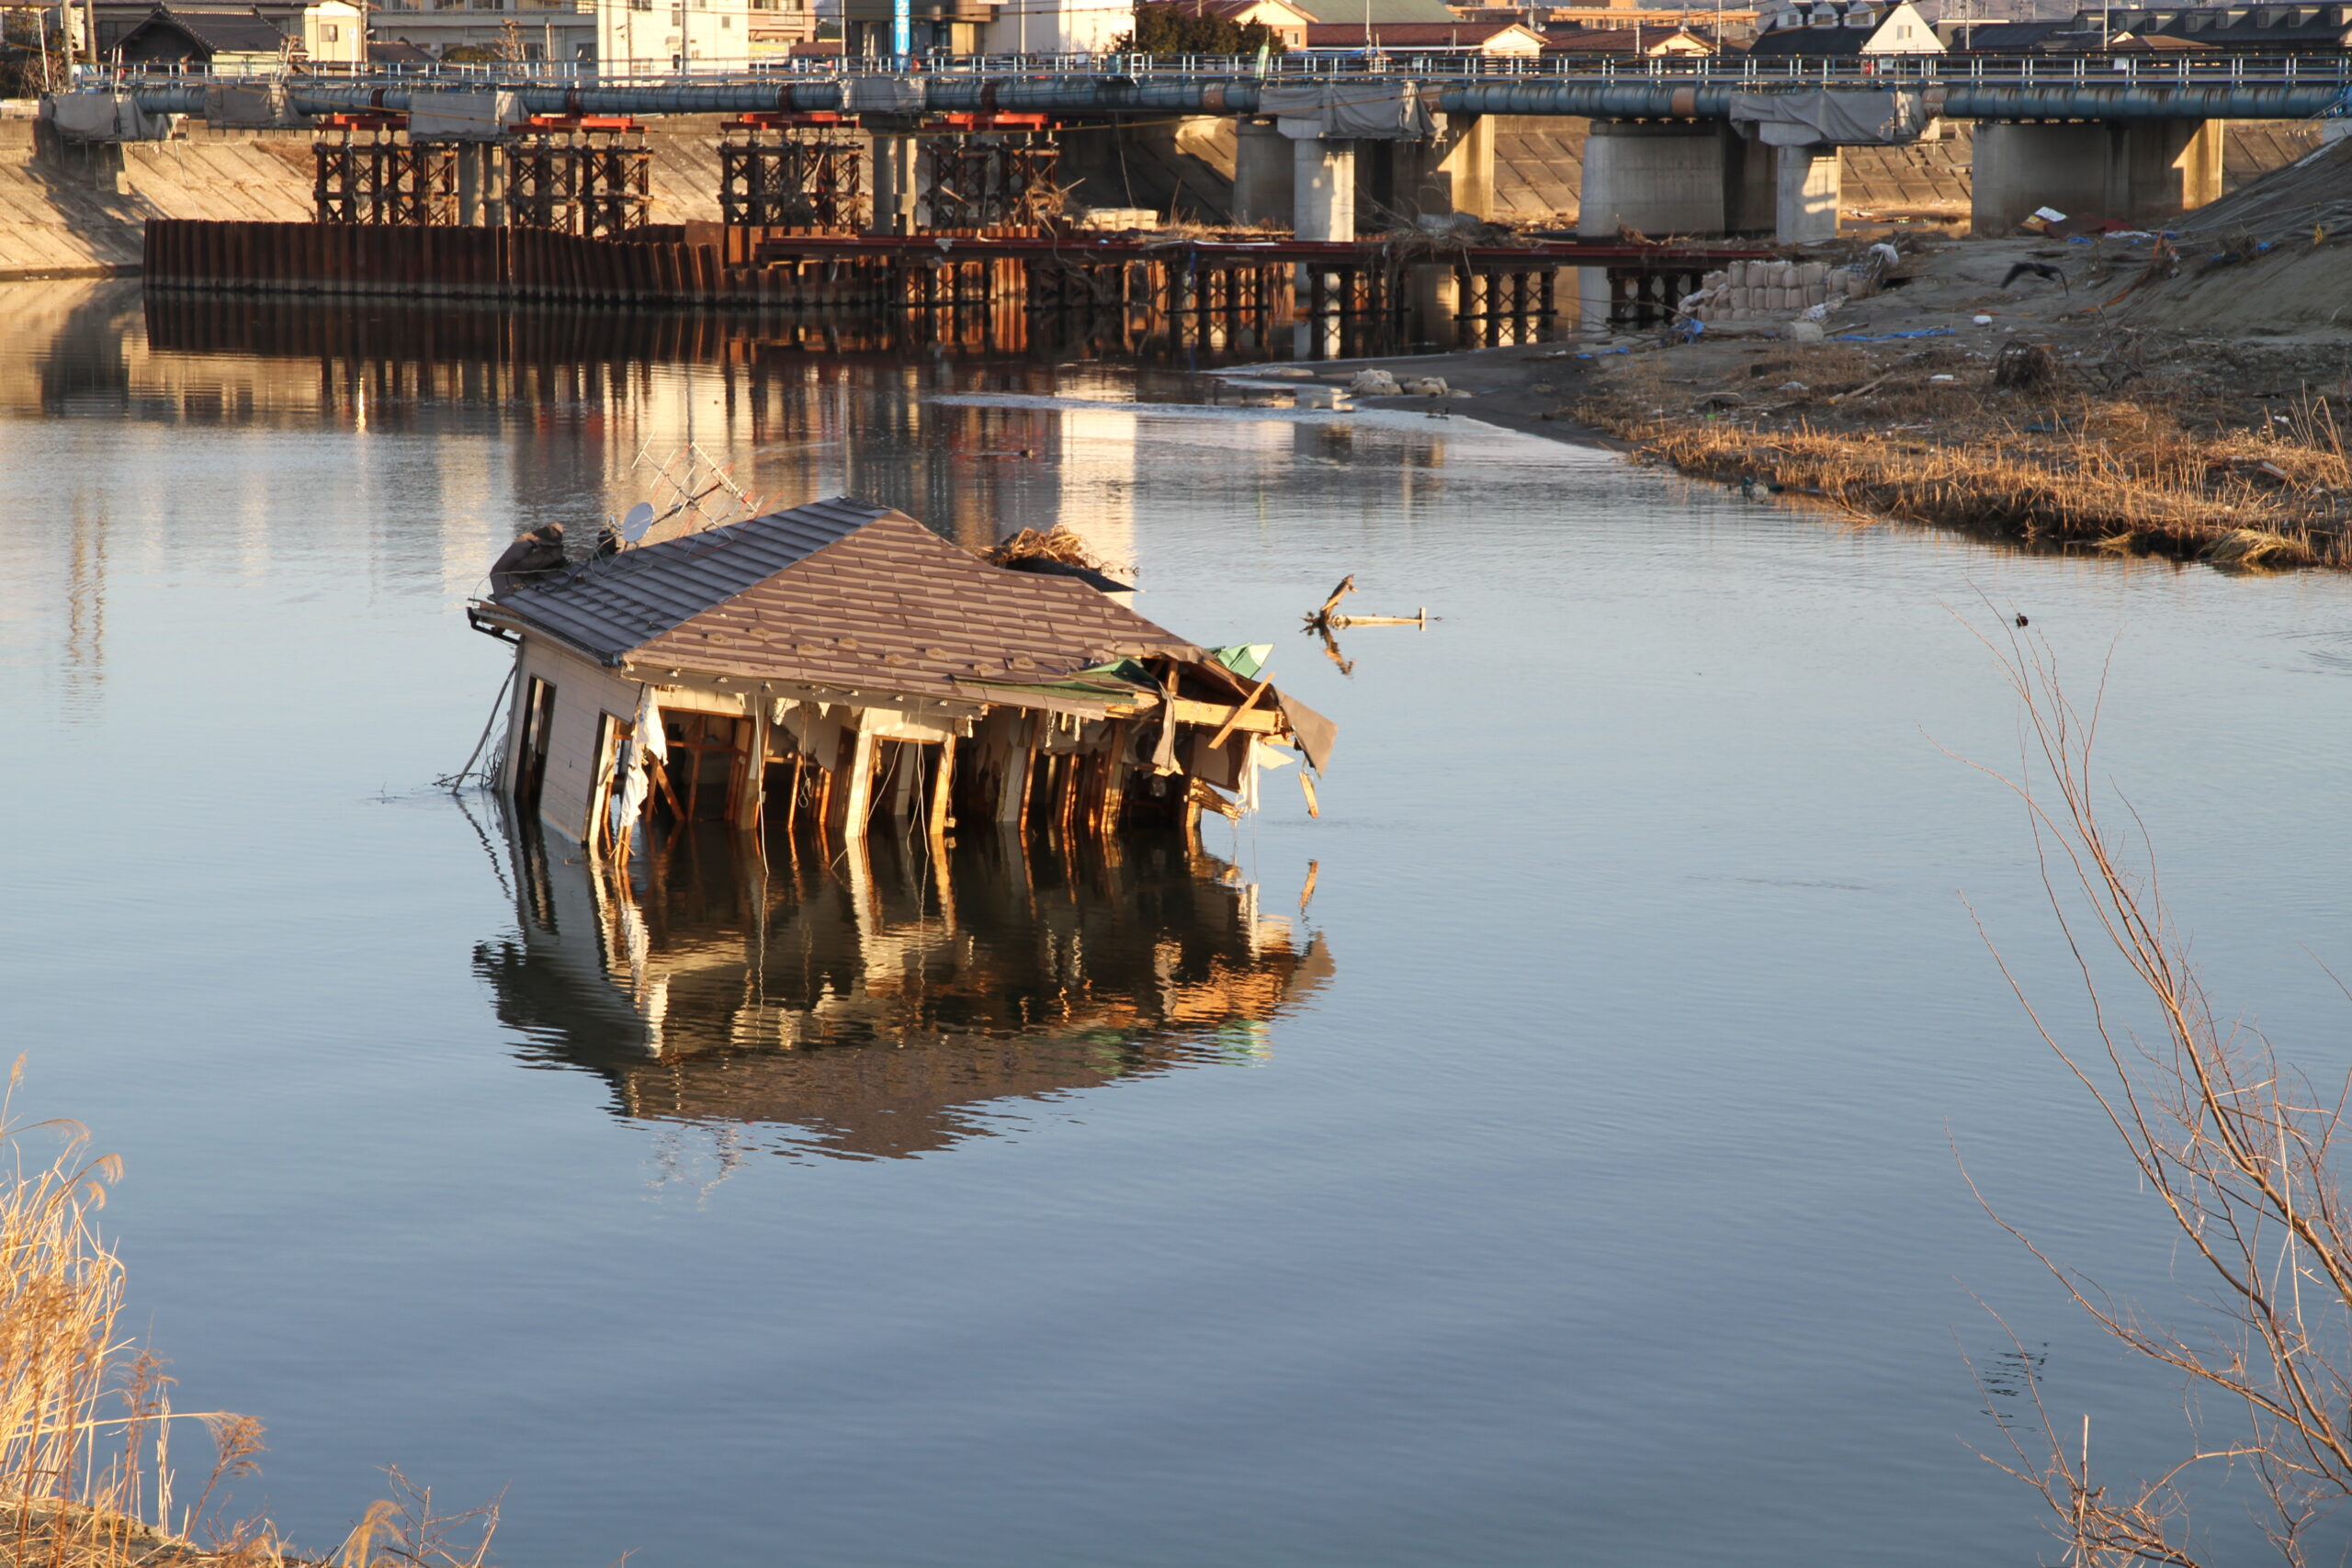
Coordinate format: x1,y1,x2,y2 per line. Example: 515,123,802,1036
473,818,1332,1159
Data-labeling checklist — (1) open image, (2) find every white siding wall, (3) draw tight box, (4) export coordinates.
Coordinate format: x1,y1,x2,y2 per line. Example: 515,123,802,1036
504,638,647,845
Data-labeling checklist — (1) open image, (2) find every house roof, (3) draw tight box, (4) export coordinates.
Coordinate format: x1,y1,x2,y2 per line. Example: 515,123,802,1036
489,496,1203,706
1747,21,1867,51
1304,18,1540,43
115,6,286,55
1948,18,2075,48
2077,4,2352,44
368,38,435,61
1288,0,1459,25
1170,0,1315,23
1542,22,1714,49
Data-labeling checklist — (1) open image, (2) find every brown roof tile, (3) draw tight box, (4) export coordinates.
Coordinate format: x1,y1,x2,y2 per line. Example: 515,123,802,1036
493,497,1201,705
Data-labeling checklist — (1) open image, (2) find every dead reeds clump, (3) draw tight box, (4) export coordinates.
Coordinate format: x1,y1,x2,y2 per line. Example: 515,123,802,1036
1579,344,2352,570
0,1066,501,1568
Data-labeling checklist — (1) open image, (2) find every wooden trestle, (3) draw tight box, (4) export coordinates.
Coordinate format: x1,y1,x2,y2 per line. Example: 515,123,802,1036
143,219,1770,344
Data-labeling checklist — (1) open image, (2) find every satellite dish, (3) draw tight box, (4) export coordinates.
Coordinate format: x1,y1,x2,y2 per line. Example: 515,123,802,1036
620,502,656,545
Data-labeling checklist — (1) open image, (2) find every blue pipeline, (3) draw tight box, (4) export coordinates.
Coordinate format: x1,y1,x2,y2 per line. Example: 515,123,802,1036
1432,78,2351,119
124,77,1269,118
123,75,2349,122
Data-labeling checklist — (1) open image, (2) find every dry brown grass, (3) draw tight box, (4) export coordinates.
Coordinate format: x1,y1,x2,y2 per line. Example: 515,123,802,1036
1579,344,2352,570
0,1066,500,1568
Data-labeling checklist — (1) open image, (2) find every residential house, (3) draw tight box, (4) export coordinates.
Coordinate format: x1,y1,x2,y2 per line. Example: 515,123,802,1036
111,6,288,66
1541,21,1720,55
1453,2,1761,38
298,0,360,62
593,0,780,72
366,0,599,65
1746,0,1941,55
1302,17,1546,51
2081,4,2352,51
1158,0,1316,48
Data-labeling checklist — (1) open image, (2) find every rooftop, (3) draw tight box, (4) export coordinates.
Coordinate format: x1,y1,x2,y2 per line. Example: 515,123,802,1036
486,496,1204,710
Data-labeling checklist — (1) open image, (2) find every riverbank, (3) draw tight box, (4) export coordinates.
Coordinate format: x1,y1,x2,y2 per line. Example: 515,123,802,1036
1282,231,2352,572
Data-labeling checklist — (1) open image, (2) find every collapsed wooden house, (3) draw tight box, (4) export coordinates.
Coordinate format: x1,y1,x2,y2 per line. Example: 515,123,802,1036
468,496,1336,853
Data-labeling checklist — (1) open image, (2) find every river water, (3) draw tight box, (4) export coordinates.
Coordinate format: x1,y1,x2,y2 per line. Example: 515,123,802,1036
6,280,2352,1567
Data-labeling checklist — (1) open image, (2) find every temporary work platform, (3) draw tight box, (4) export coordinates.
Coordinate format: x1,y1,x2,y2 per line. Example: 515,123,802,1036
467,496,1336,853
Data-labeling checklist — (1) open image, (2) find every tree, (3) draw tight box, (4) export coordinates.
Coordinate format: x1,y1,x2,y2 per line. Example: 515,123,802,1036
1110,3,1286,56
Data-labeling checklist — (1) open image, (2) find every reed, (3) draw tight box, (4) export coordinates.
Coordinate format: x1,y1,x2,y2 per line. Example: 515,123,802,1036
1578,348,2352,570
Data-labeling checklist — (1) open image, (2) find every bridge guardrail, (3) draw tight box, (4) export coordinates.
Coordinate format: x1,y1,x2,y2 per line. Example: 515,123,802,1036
62,51,2352,93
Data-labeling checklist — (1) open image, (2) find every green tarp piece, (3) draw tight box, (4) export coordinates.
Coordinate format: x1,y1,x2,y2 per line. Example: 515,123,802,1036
1209,644,1273,681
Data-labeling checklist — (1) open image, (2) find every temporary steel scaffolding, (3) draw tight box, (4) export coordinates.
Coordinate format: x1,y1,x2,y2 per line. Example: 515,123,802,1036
718,114,865,231
312,114,455,227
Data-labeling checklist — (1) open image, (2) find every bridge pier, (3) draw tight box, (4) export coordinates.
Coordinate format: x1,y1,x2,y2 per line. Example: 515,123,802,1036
867,122,919,235
1972,118,2222,235
1233,118,1294,227
1294,137,1355,242
1577,119,1770,328
1577,120,1772,239
1362,113,1496,224
1774,143,1840,245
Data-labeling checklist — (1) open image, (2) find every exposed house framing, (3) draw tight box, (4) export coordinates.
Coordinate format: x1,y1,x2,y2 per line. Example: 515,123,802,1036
467,496,1335,857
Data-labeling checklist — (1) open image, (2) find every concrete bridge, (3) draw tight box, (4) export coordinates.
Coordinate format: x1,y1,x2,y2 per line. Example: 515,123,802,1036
70,51,2352,242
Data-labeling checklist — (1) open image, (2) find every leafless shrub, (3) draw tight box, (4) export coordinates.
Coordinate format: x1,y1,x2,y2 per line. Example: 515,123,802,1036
1956,619,2352,1566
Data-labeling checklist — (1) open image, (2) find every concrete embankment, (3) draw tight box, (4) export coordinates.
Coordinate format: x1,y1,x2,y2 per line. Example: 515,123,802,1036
0,114,734,280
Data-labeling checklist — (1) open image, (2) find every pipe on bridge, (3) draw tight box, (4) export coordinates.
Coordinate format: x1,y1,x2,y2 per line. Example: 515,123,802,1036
129,73,2352,123
125,76,1270,119
1432,78,2351,120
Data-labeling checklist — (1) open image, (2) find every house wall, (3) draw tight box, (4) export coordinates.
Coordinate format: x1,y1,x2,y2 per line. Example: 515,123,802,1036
1860,0,1940,51
505,637,650,845
303,2,366,62
981,0,1128,55
595,0,768,71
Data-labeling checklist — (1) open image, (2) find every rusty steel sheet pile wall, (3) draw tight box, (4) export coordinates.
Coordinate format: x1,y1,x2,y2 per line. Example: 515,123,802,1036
141,218,1033,306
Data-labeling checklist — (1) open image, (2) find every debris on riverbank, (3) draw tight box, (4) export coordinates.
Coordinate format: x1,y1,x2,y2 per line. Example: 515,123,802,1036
1575,331,2352,569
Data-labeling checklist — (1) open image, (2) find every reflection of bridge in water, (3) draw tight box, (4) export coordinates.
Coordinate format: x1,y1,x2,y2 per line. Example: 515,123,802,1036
473,810,1331,1160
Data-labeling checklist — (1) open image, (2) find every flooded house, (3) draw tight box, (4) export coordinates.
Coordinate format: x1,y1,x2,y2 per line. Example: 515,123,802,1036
468,496,1336,855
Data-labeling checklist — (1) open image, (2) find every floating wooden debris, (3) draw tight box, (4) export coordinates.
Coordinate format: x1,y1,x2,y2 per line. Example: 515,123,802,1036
469,496,1336,855
1303,574,1430,633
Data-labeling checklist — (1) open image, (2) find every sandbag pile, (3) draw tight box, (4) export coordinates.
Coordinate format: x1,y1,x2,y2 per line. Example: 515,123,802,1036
1677,259,1883,324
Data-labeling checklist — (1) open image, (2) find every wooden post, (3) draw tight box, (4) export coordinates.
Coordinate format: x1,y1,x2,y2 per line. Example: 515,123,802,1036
828,722,876,841
1096,745,1128,834
889,739,918,818
995,717,1033,824
928,735,956,846
731,707,768,833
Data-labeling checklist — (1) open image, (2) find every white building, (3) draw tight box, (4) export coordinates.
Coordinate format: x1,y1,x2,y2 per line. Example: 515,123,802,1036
1746,0,1943,53
596,0,765,71
979,0,1127,54
364,0,600,63
300,0,363,61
